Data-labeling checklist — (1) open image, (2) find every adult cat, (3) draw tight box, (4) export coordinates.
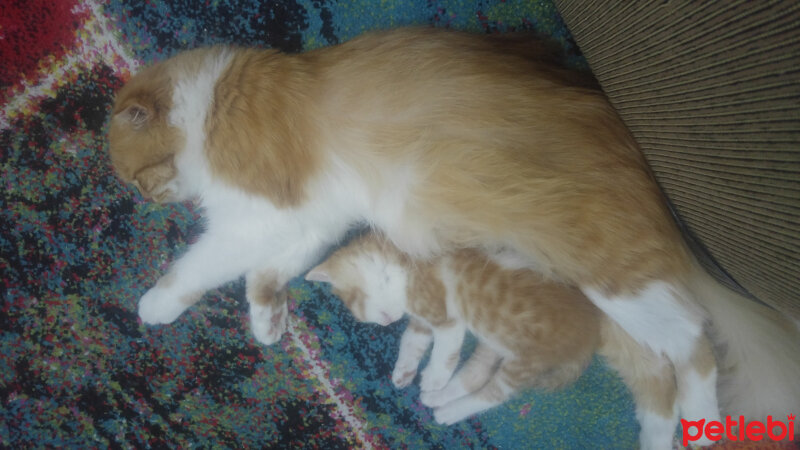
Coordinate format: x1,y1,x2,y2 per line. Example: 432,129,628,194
107,27,800,444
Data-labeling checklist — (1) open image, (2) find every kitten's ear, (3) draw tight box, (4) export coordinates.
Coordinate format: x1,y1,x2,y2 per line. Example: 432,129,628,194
305,264,333,284
117,103,151,129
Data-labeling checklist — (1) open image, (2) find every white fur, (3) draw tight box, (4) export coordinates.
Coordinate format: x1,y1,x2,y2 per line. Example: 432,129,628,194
486,246,541,271
583,282,704,365
352,253,409,325
138,286,198,324
353,256,466,391
138,50,800,434
420,343,500,408
138,51,363,343
249,301,288,345
432,374,514,425
689,267,800,420
392,320,432,388
637,409,678,450
419,323,467,392
677,366,719,446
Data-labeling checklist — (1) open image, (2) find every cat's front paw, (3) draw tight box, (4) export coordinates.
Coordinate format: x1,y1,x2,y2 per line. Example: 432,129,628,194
250,301,288,345
419,365,453,393
138,287,192,325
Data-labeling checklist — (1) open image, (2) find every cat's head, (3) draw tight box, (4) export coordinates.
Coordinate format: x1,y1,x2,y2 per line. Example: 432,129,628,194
107,61,188,203
306,235,409,326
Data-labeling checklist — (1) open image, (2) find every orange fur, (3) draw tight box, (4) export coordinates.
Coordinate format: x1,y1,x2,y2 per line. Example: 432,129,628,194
109,28,691,296
311,233,696,428
108,26,800,436
316,233,600,391
206,48,322,207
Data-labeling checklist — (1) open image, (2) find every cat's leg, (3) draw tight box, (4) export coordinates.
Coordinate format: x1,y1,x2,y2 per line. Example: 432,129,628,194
431,356,522,425
419,322,467,392
244,240,331,345
674,334,720,444
582,282,705,365
420,342,501,408
245,269,293,345
392,318,433,389
138,230,264,324
138,222,329,347
582,282,720,431
599,318,679,450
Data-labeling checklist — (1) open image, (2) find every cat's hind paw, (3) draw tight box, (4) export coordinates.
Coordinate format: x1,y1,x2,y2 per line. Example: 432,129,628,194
419,365,453,393
420,389,451,408
138,287,194,325
433,403,471,426
250,301,288,345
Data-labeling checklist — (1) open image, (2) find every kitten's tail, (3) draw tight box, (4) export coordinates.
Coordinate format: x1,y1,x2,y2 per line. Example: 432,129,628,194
689,264,800,420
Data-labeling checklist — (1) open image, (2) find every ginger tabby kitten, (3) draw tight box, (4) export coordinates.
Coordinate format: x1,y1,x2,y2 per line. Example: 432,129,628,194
307,233,680,438
107,27,800,449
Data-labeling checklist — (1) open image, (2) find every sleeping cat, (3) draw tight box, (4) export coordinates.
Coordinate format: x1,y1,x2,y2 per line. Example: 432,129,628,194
107,26,800,448
306,233,681,441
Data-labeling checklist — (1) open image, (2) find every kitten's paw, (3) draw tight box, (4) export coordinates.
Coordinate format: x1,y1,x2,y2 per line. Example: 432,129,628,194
392,357,421,388
391,367,418,389
419,365,452,393
420,389,452,408
250,301,288,345
138,287,191,325
433,404,470,426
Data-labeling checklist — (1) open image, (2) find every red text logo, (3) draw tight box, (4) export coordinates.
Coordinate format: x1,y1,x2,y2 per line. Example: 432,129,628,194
681,415,795,446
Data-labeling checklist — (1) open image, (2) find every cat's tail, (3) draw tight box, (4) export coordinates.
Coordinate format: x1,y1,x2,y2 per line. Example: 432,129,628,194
688,263,800,420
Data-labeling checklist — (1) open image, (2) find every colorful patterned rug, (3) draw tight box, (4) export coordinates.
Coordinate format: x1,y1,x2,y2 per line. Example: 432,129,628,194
1,1,644,447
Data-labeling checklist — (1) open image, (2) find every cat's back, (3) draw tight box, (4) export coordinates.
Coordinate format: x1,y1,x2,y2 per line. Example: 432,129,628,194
444,250,601,360
308,28,602,127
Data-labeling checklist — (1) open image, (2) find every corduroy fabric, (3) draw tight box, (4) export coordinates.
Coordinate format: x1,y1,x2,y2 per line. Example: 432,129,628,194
554,0,800,319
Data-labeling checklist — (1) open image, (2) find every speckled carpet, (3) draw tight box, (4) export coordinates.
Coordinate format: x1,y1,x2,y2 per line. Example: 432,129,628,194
1,1,644,447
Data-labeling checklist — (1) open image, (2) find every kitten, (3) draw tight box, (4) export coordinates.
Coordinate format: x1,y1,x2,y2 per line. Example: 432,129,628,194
306,233,682,444
107,26,800,447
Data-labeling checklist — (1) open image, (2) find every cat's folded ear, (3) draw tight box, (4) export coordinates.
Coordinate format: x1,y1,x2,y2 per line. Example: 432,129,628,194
305,264,333,283
116,103,152,130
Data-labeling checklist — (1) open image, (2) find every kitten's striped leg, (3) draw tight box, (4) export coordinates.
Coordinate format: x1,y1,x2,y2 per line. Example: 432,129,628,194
419,322,467,392
420,342,500,408
392,318,433,388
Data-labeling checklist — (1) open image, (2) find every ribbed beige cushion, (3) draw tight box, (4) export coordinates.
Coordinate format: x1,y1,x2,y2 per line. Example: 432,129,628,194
554,0,800,319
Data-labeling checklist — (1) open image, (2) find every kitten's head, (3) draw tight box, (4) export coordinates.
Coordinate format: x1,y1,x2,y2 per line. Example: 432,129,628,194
108,61,187,203
306,235,409,326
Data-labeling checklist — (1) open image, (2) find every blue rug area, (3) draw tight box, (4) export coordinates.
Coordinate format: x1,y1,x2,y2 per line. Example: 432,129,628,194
1,0,638,447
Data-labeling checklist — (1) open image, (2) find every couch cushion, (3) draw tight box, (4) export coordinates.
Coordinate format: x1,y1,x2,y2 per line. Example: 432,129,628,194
554,0,800,318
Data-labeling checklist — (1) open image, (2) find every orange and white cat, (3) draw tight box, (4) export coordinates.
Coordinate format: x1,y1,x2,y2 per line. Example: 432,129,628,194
107,27,800,448
306,233,684,441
